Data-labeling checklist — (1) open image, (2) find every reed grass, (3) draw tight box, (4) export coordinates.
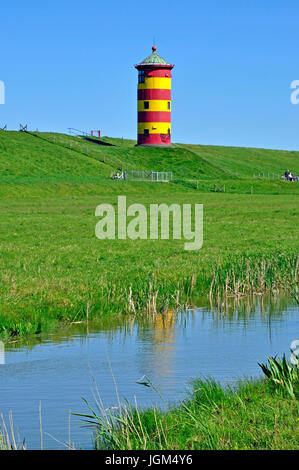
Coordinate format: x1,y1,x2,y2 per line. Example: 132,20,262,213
0,410,76,450
79,364,299,450
0,249,298,341
0,412,26,450
1,354,298,450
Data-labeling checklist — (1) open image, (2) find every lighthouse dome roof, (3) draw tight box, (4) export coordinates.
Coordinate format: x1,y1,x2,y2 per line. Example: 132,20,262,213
139,46,170,65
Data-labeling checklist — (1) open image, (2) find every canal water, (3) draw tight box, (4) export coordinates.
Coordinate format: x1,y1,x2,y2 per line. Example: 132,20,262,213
0,295,298,449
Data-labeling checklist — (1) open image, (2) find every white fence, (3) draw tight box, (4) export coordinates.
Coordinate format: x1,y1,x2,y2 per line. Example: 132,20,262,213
123,170,172,182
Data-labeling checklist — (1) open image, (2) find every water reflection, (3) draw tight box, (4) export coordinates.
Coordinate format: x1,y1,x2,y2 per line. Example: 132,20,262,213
0,294,297,449
6,293,294,353
137,310,176,380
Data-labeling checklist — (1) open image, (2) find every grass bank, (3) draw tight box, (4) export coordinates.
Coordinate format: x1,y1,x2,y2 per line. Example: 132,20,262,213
87,366,299,450
0,192,298,340
0,131,298,340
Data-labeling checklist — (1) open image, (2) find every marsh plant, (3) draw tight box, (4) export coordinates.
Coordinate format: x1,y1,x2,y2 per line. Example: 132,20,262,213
0,412,26,450
258,354,299,398
77,378,299,450
75,356,299,450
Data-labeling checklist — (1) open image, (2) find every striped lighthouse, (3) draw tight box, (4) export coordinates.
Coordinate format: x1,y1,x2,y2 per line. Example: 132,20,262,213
135,46,174,146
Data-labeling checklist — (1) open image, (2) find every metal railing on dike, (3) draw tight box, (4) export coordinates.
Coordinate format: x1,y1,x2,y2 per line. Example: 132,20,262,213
253,172,299,181
125,170,172,182
112,170,173,182
67,128,91,137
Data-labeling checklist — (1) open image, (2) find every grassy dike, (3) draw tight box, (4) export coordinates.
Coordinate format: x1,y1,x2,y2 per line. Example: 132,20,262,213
0,131,298,340
89,375,299,450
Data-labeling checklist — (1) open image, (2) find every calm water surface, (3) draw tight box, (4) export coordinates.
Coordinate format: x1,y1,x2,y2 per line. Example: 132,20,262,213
0,295,298,449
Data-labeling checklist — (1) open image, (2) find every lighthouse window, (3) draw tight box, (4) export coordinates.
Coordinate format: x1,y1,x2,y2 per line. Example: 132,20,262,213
144,101,149,109
167,101,171,110
138,70,145,83
144,129,149,136
168,128,171,137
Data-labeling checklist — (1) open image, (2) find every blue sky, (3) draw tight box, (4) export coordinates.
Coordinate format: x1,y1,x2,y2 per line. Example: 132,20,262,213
1,0,299,150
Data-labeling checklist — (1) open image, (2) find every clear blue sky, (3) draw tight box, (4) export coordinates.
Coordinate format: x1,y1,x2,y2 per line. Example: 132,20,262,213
1,0,299,150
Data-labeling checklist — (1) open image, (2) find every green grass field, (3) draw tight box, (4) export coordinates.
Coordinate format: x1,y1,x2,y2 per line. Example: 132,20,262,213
0,130,298,339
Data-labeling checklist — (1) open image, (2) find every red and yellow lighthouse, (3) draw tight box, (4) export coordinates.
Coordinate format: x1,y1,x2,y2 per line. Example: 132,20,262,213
135,46,174,146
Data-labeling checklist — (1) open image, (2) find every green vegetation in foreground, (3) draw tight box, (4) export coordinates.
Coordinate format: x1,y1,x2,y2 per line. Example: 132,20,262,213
0,131,298,340
1,354,297,450
79,356,299,450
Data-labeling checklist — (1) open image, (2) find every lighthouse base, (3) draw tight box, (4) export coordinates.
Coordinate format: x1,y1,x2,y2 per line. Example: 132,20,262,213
136,143,173,148
137,133,171,146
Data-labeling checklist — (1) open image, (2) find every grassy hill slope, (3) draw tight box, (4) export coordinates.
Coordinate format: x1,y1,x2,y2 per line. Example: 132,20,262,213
0,131,110,183
180,143,299,178
0,130,299,198
1,131,298,184
0,130,298,339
